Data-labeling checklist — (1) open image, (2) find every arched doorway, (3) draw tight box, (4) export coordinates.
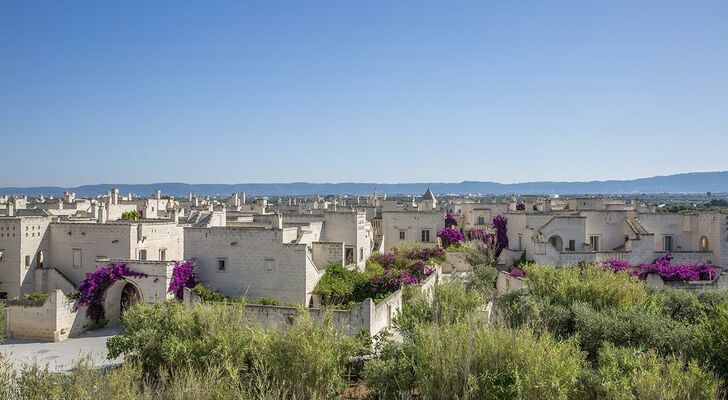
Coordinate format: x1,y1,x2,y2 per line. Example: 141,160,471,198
120,282,142,314
548,235,564,252
104,280,143,326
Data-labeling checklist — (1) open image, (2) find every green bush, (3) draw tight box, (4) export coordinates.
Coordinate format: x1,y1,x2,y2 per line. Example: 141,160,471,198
572,302,697,359
396,281,484,337
105,300,357,399
584,343,721,399
22,292,49,302
696,301,728,381
525,265,647,310
190,283,239,303
413,324,585,400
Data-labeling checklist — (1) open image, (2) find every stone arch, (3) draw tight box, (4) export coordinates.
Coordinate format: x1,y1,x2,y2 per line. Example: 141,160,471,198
700,236,710,252
548,235,564,252
103,279,143,326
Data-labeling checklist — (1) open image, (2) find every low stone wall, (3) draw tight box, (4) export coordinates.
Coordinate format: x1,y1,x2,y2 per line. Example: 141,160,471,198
440,251,470,273
5,290,89,342
645,272,728,291
182,287,403,337
654,251,713,265
496,271,526,295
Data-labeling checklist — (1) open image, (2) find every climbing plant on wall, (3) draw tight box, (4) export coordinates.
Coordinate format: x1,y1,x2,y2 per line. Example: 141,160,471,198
168,260,198,300
74,262,147,325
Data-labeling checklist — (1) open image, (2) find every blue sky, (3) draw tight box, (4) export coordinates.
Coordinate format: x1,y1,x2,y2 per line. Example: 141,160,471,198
1,1,727,187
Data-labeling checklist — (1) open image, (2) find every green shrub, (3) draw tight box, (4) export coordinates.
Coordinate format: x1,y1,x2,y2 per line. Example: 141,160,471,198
525,265,646,310
22,292,49,302
572,302,697,359
412,324,586,400
696,300,728,381
396,281,484,337
190,283,238,303
584,343,721,400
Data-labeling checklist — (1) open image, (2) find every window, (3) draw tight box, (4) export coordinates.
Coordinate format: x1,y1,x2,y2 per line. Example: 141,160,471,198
359,247,364,262
0,249,3,262
0,292,6,300
664,236,673,252
477,216,485,225
399,231,406,240
589,236,600,252
518,236,523,251
421,229,431,243
159,249,167,261
265,258,275,272
73,249,82,268
25,255,30,268
218,258,227,272
700,236,709,252
568,240,576,252
138,249,147,261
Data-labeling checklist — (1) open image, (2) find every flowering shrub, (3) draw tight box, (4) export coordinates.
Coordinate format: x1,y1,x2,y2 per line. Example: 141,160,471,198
445,213,458,228
601,254,717,282
600,259,631,272
437,227,464,248
492,215,508,257
468,229,495,247
403,246,446,263
637,253,716,281
516,202,526,211
74,263,147,323
315,247,441,305
168,260,198,300
510,267,525,278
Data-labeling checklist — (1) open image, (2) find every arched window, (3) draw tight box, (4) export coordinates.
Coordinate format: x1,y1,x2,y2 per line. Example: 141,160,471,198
700,236,709,252
548,235,564,252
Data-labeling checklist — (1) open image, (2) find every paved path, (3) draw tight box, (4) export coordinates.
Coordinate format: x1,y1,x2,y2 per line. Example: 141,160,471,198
0,328,123,372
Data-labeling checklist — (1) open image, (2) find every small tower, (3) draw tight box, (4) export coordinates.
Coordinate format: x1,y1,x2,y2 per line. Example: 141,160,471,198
419,188,437,210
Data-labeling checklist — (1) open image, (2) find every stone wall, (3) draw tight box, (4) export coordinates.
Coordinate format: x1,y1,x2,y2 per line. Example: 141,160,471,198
496,271,526,295
182,286,403,337
5,290,89,342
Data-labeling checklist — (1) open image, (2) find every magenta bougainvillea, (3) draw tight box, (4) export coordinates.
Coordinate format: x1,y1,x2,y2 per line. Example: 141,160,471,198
404,246,446,263
445,213,458,228
438,227,465,248
492,215,509,257
74,263,147,322
510,267,525,278
468,228,495,247
515,202,526,211
168,260,198,300
601,253,717,282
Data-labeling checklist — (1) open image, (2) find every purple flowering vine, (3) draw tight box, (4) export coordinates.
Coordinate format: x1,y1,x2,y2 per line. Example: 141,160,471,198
601,253,717,282
168,260,198,300
492,215,508,257
445,213,458,228
74,263,147,323
515,202,526,211
437,227,465,248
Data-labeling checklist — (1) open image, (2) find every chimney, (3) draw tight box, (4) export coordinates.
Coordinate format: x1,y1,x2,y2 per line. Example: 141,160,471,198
98,203,108,223
7,202,14,217
241,192,246,204
273,212,283,229
155,190,161,200
112,189,119,205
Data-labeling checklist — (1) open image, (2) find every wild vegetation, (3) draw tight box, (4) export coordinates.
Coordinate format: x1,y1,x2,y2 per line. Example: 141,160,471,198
3,243,728,398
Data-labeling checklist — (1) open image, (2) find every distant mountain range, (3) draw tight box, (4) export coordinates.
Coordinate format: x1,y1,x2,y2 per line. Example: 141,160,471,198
2,172,728,197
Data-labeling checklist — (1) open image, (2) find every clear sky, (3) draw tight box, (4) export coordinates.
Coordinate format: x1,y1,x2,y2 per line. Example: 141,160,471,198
1,1,727,187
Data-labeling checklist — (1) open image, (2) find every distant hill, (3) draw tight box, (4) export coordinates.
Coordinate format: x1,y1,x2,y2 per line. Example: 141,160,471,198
2,172,728,197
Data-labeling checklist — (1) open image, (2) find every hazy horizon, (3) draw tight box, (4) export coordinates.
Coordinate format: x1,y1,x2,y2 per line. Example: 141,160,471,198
1,1,727,186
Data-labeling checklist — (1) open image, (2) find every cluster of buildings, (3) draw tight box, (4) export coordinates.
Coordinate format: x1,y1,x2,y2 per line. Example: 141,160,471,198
1,188,726,340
